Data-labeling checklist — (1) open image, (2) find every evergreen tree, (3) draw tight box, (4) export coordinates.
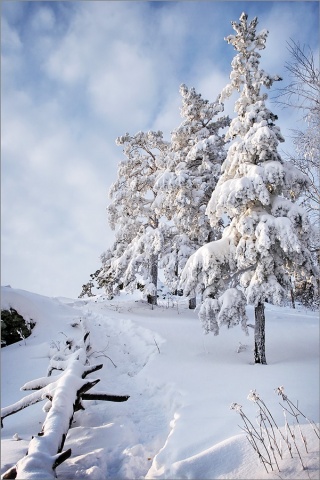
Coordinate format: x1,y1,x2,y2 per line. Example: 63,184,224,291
154,84,229,305
102,130,169,305
181,13,317,364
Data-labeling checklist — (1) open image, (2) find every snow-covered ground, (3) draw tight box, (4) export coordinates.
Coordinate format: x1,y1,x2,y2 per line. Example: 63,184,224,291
1,285,319,479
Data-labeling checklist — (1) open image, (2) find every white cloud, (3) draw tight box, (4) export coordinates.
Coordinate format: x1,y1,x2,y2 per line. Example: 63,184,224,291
1,17,22,50
87,41,158,129
1,1,318,298
1,82,116,297
258,2,319,74
197,71,230,103
30,5,56,32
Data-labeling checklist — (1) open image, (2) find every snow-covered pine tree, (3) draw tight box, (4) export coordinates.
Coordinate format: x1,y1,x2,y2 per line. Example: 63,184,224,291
180,235,249,335
96,220,136,302
181,13,317,364
78,269,102,298
154,84,229,306
102,130,169,305
158,225,196,296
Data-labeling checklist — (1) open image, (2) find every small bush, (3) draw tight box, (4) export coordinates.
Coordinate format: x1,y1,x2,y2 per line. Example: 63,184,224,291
1,308,36,347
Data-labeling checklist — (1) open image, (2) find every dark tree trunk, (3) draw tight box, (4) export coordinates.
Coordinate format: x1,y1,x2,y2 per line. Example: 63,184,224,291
173,254,184,296
254,301,267,364
289,277,295,309
173,257,179,296
189,297,196,310
207,230,215,243
290,288,295,309
147,254,158,306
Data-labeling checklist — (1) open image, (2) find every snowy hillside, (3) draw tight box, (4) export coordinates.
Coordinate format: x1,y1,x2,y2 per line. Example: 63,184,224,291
1,285,319,479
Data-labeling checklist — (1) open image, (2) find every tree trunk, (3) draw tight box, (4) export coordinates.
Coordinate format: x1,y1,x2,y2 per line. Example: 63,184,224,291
147,254,158,306
173,256,179,296
254,301,267,365
290,277,295,309
290,288,295,309
189,297,196,310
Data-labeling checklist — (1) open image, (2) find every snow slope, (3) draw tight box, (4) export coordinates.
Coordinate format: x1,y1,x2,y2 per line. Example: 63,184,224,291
1,286,319,479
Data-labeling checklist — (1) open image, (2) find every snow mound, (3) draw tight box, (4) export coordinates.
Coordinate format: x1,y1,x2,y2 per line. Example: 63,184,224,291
148,427,319,479
1,287,319,479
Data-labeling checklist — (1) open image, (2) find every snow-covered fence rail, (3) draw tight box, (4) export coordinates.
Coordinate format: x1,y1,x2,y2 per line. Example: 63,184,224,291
1,324,129,479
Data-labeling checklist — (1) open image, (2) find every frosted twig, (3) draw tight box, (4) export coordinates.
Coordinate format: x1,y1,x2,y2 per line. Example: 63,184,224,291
257,411,281,471
283,408,306,470
153,337,160,354
231,403,273,470
88,348,117,368
246,434,270,473
255,397,284,459
276,386,320,441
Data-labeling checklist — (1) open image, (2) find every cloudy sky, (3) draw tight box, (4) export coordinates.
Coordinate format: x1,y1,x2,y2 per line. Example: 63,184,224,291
1,1,319,299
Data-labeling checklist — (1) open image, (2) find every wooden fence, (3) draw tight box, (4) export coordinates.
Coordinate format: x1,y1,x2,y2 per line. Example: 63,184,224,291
1,321,129,479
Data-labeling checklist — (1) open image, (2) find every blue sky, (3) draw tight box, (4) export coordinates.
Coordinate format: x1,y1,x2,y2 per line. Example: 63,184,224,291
1,1,319,298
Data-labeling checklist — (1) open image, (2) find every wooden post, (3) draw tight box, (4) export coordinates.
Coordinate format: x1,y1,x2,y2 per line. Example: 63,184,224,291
1,327,130,479
13,350,96,479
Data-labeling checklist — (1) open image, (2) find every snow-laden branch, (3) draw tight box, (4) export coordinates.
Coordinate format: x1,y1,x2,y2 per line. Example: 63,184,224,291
180,236,232,298
1,382,58,424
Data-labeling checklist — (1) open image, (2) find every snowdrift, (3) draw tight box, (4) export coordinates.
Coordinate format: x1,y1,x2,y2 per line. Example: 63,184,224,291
1,286,319,479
